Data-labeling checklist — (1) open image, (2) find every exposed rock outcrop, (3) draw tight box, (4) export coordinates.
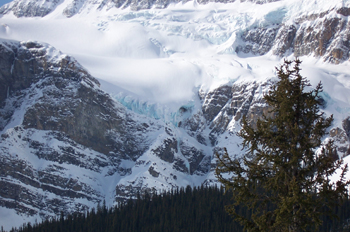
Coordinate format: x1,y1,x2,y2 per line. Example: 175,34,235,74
0,0,280,17
1,1,350,226
0,40,163,219
1,38,349,226
237,7,350,63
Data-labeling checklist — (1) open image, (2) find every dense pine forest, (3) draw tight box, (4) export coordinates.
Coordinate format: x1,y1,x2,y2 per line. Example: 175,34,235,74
6,186,350,232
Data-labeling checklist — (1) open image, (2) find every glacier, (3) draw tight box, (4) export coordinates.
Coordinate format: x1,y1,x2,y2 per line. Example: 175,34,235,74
1,0,350,230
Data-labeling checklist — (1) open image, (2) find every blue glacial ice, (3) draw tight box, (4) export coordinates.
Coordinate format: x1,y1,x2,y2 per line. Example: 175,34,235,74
116,95,195,127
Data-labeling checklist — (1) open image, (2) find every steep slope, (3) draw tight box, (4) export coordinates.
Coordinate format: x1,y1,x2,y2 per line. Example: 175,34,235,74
1,0,350,64
1,38,350,230
0,39,152,222
0,39,215,229
1,0,350,230
236,6,350,64
0,0,280,17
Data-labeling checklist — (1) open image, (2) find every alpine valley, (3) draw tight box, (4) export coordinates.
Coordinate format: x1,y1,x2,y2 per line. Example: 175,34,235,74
1,0,350,229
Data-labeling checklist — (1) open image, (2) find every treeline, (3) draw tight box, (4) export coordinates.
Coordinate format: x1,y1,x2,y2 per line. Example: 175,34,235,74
10,186,240,232
8,186,350,232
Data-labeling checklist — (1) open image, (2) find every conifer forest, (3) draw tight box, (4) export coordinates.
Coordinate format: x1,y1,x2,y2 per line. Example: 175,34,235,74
7,186,350,232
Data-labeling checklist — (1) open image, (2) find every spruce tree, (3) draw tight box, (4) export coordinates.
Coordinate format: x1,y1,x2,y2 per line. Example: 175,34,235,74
215,59,350,232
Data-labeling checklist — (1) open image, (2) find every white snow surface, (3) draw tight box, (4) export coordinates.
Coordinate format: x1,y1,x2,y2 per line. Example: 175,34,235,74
1,0,350,230
1,0,350,109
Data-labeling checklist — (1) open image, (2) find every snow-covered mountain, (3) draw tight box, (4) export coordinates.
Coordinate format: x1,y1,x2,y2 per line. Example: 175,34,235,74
1,0,350,229
0,0,281,16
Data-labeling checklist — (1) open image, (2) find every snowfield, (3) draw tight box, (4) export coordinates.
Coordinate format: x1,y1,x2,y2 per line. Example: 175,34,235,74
1,0,350,108
1,0,350,230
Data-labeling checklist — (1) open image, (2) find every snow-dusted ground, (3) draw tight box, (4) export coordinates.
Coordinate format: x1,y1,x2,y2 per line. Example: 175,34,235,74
1,0,350,230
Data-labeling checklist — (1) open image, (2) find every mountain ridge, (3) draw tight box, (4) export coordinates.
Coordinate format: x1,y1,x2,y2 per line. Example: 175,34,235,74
0,0,281,17
1,0,350,230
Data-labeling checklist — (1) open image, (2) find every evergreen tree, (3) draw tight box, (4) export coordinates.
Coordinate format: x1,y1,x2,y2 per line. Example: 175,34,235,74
215,59,350,232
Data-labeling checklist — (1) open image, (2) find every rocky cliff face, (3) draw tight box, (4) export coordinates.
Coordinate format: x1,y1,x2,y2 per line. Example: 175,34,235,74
236,7,350,64
1,38,350,226
0,39,230,220
0,0,280,16
1,0,350,229
0,40,164,219
2,1,350,64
